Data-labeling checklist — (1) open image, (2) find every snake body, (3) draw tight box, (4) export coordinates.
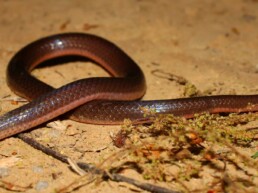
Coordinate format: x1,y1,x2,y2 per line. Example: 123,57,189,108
0,33,258,140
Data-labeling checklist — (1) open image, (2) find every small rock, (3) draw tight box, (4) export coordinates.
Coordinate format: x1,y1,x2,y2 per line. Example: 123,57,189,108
32,166,43,173
0,167,9,177
35,181,49,191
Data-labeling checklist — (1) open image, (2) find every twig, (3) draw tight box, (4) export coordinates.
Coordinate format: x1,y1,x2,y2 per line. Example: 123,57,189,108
17,133,180,193
151,69,188,85
0,179,32,192
67,158,86,176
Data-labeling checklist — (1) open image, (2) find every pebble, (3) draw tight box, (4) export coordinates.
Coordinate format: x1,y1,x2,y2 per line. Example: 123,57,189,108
35,181,49,191
32,166,43,173
0,167,9,177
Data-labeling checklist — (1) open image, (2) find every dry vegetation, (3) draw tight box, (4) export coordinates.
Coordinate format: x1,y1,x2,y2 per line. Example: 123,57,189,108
104,112,258,193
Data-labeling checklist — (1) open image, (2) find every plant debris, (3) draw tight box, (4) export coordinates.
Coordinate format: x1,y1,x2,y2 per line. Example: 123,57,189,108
107,112,258,192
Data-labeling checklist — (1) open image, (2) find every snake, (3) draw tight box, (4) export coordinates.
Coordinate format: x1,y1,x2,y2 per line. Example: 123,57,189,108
0,33,258,140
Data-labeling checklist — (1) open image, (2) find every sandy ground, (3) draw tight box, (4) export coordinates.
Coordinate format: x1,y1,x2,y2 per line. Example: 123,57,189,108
0,0,258,192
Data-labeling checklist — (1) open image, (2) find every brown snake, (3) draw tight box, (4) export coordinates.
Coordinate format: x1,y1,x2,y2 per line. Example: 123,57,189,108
0,33,258,140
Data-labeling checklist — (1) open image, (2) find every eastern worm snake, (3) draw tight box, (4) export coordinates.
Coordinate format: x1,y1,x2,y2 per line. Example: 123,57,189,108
0,33,258,140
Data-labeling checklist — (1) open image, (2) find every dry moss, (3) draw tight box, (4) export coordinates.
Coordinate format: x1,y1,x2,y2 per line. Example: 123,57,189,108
107,112,258,193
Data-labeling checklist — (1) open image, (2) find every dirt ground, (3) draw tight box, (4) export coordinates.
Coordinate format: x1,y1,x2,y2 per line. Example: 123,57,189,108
0,0,258,193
